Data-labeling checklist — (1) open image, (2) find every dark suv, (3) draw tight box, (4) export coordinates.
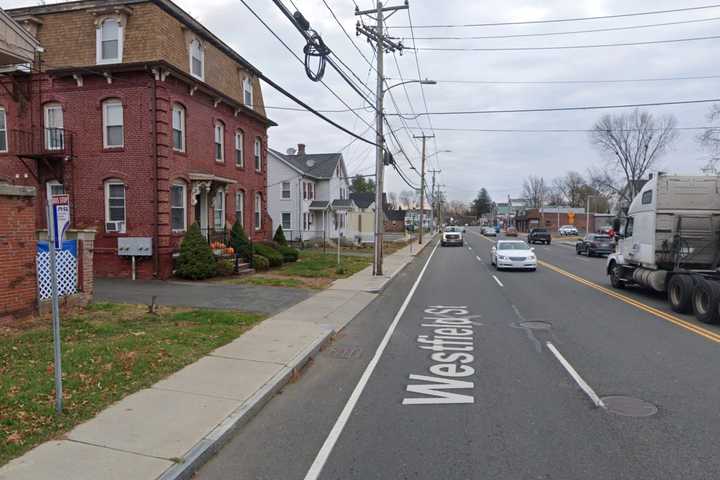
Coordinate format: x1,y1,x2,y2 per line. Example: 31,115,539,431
528,228,551,245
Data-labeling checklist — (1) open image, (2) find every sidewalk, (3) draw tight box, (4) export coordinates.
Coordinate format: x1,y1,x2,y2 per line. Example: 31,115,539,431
0,237,435,480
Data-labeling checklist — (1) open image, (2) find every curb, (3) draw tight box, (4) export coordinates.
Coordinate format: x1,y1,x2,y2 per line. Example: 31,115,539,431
156,327,334,480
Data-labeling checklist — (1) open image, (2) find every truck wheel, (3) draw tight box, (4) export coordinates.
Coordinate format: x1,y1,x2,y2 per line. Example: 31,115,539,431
692,278,720,324
668,274,694,314
610,264,625,289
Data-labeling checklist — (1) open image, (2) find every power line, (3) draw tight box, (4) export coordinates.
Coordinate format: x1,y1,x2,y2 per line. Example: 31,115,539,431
401,16,720,40
388,3,720,29
413,33,720,51
385,97,720,117
384,74,720,85
403,126,717,133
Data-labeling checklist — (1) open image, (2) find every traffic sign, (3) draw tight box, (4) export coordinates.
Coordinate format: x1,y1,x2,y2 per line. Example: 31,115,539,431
50,194,70,249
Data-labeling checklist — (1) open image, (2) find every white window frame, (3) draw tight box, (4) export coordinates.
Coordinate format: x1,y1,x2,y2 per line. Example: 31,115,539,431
0,107,7,153
235,190,245,227
104,180,126,233
254,192,262,231
235,130,244,167
96,17,123,64
47,180,65,196
172,104,185,152
43,103,64,151
102,99,123,148
214,121,225,162
170,182,187,232
254,137,262,172
214,188,225,230
243,78,253,108
189,39,204,80
281,181,291,200
281,212,291,231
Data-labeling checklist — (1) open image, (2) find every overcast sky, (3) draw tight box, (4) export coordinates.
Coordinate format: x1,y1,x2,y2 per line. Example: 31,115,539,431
8,0,720,203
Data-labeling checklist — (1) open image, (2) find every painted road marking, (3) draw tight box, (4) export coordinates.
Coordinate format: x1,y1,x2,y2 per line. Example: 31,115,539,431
303,242,441,480
538,260,720,344
492,275,504,287
546,342,606,409
476,255,482,262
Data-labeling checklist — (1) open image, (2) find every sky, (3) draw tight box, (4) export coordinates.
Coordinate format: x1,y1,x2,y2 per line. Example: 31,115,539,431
7,0,720,203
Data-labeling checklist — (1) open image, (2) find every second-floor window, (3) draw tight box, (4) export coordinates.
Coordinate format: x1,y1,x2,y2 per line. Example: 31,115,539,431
255,192,262,230
214,122,224,162
190,39,204,80
44,103,64,150
172,104,185,152
97,18,122,64
254,137,262,172
281,181,291,199
243,78,253,108
235,130,244,167
0,108,7,153
102,99,123,148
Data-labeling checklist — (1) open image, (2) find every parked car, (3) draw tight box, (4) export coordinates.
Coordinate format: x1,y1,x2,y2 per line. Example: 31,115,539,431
558,225,578,236
505,226,518,237
490,240,537,271
482,226,497,236
441,226,464,247
528,227,551,245
576,234,614,256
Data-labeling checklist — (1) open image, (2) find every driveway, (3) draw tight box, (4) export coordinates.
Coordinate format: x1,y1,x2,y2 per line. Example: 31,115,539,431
94,278,313,315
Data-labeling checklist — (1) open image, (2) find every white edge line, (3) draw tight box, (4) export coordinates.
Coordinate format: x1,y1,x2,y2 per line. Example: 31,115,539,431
303,241,441,480
476,255,482,262
546,342,606,409
492,275,504,287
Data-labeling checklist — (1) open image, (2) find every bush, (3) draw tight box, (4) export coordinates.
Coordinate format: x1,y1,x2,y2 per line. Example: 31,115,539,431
273,225,288,246
277,244,299,262
176,223,216,280
253,243,283,267
215,259,236,276
229,221,252,261
252,254,269,271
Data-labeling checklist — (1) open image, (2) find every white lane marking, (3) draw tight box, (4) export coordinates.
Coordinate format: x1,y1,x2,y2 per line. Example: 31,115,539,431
468,246,472,251
476,255,482,262
492,275,504,287
546,342,606,409
303,242,441,480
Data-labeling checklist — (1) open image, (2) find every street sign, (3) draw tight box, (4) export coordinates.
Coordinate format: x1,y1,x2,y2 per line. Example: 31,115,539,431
568,211,576,224
50,194,70,250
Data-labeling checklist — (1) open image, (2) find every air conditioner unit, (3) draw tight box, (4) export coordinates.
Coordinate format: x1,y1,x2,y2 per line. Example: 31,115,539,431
106,221,125,233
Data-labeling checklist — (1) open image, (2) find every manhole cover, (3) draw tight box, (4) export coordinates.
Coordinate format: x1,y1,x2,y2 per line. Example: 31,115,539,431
518,321,552,330
601,396,658,417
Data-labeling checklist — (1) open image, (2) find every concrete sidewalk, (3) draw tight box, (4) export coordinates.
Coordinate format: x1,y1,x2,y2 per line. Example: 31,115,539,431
0,237,435,480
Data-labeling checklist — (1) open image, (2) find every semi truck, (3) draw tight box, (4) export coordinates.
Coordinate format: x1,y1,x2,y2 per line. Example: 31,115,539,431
606,174,720,324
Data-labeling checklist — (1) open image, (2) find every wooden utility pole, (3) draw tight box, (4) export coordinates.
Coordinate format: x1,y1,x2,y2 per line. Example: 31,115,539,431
413,134,434,244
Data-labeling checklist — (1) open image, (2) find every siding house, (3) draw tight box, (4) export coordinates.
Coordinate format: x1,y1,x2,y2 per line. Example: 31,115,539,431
0,0,275,279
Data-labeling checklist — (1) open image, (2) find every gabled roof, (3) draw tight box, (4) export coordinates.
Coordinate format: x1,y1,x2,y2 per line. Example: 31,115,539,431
350,192,375,209
331,199,354,210
385,209,406,222
269,148,342,180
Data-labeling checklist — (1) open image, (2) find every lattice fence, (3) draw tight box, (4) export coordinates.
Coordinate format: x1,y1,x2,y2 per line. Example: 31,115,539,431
37,240,77,300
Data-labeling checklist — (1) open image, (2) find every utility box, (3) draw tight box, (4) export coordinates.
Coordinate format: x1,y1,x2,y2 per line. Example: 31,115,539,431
117,237,152,256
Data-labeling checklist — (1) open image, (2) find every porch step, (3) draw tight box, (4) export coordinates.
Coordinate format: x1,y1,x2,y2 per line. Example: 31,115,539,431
236,268,255,276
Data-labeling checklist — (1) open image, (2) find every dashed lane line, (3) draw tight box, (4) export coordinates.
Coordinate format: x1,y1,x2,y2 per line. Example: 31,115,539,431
492,275,504,288
546,341,606,409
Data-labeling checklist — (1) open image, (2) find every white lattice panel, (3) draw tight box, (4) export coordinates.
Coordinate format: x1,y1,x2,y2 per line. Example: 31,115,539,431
37,249,77,300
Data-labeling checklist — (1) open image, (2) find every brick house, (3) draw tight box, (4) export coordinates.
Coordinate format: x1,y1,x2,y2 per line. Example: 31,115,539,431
0,0,275,279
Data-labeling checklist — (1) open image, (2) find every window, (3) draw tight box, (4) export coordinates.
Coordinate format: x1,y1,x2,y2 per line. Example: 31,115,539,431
97,18,122,64
254,192,262,230
303,212,312,231
172,104,185,152
189,39,204,80
243,78,253,108
44,103,64,150
235,130,244,167
281,181,291,199
254,137,262,171
170,183,186,232
102,99,123,148
642,190,653,205
214,121,224,162
47,181,65,196
281,212,291,231
214,189,225,229
0,108,6,152
235,191,244,227
104,180,126,233
625,217,634,237
308,182,314,200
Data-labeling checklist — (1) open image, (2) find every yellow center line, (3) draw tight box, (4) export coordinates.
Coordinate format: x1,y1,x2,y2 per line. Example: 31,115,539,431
537,260,720,344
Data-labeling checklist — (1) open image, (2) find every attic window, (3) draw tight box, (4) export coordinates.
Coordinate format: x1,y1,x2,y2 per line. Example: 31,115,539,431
243,78,253,109
190,39,204,80
96,17,123,64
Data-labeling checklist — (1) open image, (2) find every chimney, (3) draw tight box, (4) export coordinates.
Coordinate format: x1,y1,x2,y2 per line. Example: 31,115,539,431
297,143,306,155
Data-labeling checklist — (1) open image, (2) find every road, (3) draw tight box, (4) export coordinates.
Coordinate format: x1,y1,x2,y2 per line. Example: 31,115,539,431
196,227,720,480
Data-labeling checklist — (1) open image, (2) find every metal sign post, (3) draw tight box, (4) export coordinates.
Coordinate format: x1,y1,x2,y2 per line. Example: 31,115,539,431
46,185,70,415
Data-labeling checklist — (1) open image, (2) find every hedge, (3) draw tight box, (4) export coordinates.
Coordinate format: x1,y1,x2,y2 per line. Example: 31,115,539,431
253,243,283,267
277,245,299,262
252,254,270,271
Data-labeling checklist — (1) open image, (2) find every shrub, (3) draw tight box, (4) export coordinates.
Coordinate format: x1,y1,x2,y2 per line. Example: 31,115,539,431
253,243,283,267
229,221,252,261
215,259,236,276
273,225,288,246
252,254,270,271
176,223,216,280
277,245,299,262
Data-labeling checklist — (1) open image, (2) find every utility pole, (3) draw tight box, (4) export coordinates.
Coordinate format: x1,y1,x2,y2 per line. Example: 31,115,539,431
429,169,440,233
356,1,407,275
413,134,434,244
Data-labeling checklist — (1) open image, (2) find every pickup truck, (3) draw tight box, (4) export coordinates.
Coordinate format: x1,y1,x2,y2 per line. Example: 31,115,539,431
528,228,551,245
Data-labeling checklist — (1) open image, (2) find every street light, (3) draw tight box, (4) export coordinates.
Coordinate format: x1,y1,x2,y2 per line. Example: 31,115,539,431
383,78,437,93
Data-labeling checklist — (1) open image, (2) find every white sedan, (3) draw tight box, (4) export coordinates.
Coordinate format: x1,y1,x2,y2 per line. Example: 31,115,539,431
482,226,497,236
490,240,537,271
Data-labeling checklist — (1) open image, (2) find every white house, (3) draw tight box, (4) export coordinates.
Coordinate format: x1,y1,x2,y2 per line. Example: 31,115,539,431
267,144,353,242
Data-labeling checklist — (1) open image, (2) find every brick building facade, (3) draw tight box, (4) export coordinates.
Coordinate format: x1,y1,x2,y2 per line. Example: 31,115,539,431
0,0,275,279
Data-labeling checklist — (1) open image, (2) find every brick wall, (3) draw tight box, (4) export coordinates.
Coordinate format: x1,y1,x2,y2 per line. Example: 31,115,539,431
0,185,37,321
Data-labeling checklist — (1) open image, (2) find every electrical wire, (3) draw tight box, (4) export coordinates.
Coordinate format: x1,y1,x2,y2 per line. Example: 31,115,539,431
402,126,717,133
383,74,720,85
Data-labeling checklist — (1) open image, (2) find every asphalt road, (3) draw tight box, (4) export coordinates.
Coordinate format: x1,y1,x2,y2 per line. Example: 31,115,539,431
196,227,720,480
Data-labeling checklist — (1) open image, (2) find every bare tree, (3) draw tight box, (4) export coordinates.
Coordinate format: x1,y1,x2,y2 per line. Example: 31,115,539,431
699,104,720,174
398,190,417,208
590,108,677,205
387,192,399,209
522,175,547,208
552,171,586,207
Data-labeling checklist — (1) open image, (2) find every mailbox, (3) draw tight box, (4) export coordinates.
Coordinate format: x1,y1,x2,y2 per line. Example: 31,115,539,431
117,237,153,256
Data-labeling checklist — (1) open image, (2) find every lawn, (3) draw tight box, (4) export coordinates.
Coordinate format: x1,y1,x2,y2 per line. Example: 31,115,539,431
0,303,263,467
278,251,372,279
